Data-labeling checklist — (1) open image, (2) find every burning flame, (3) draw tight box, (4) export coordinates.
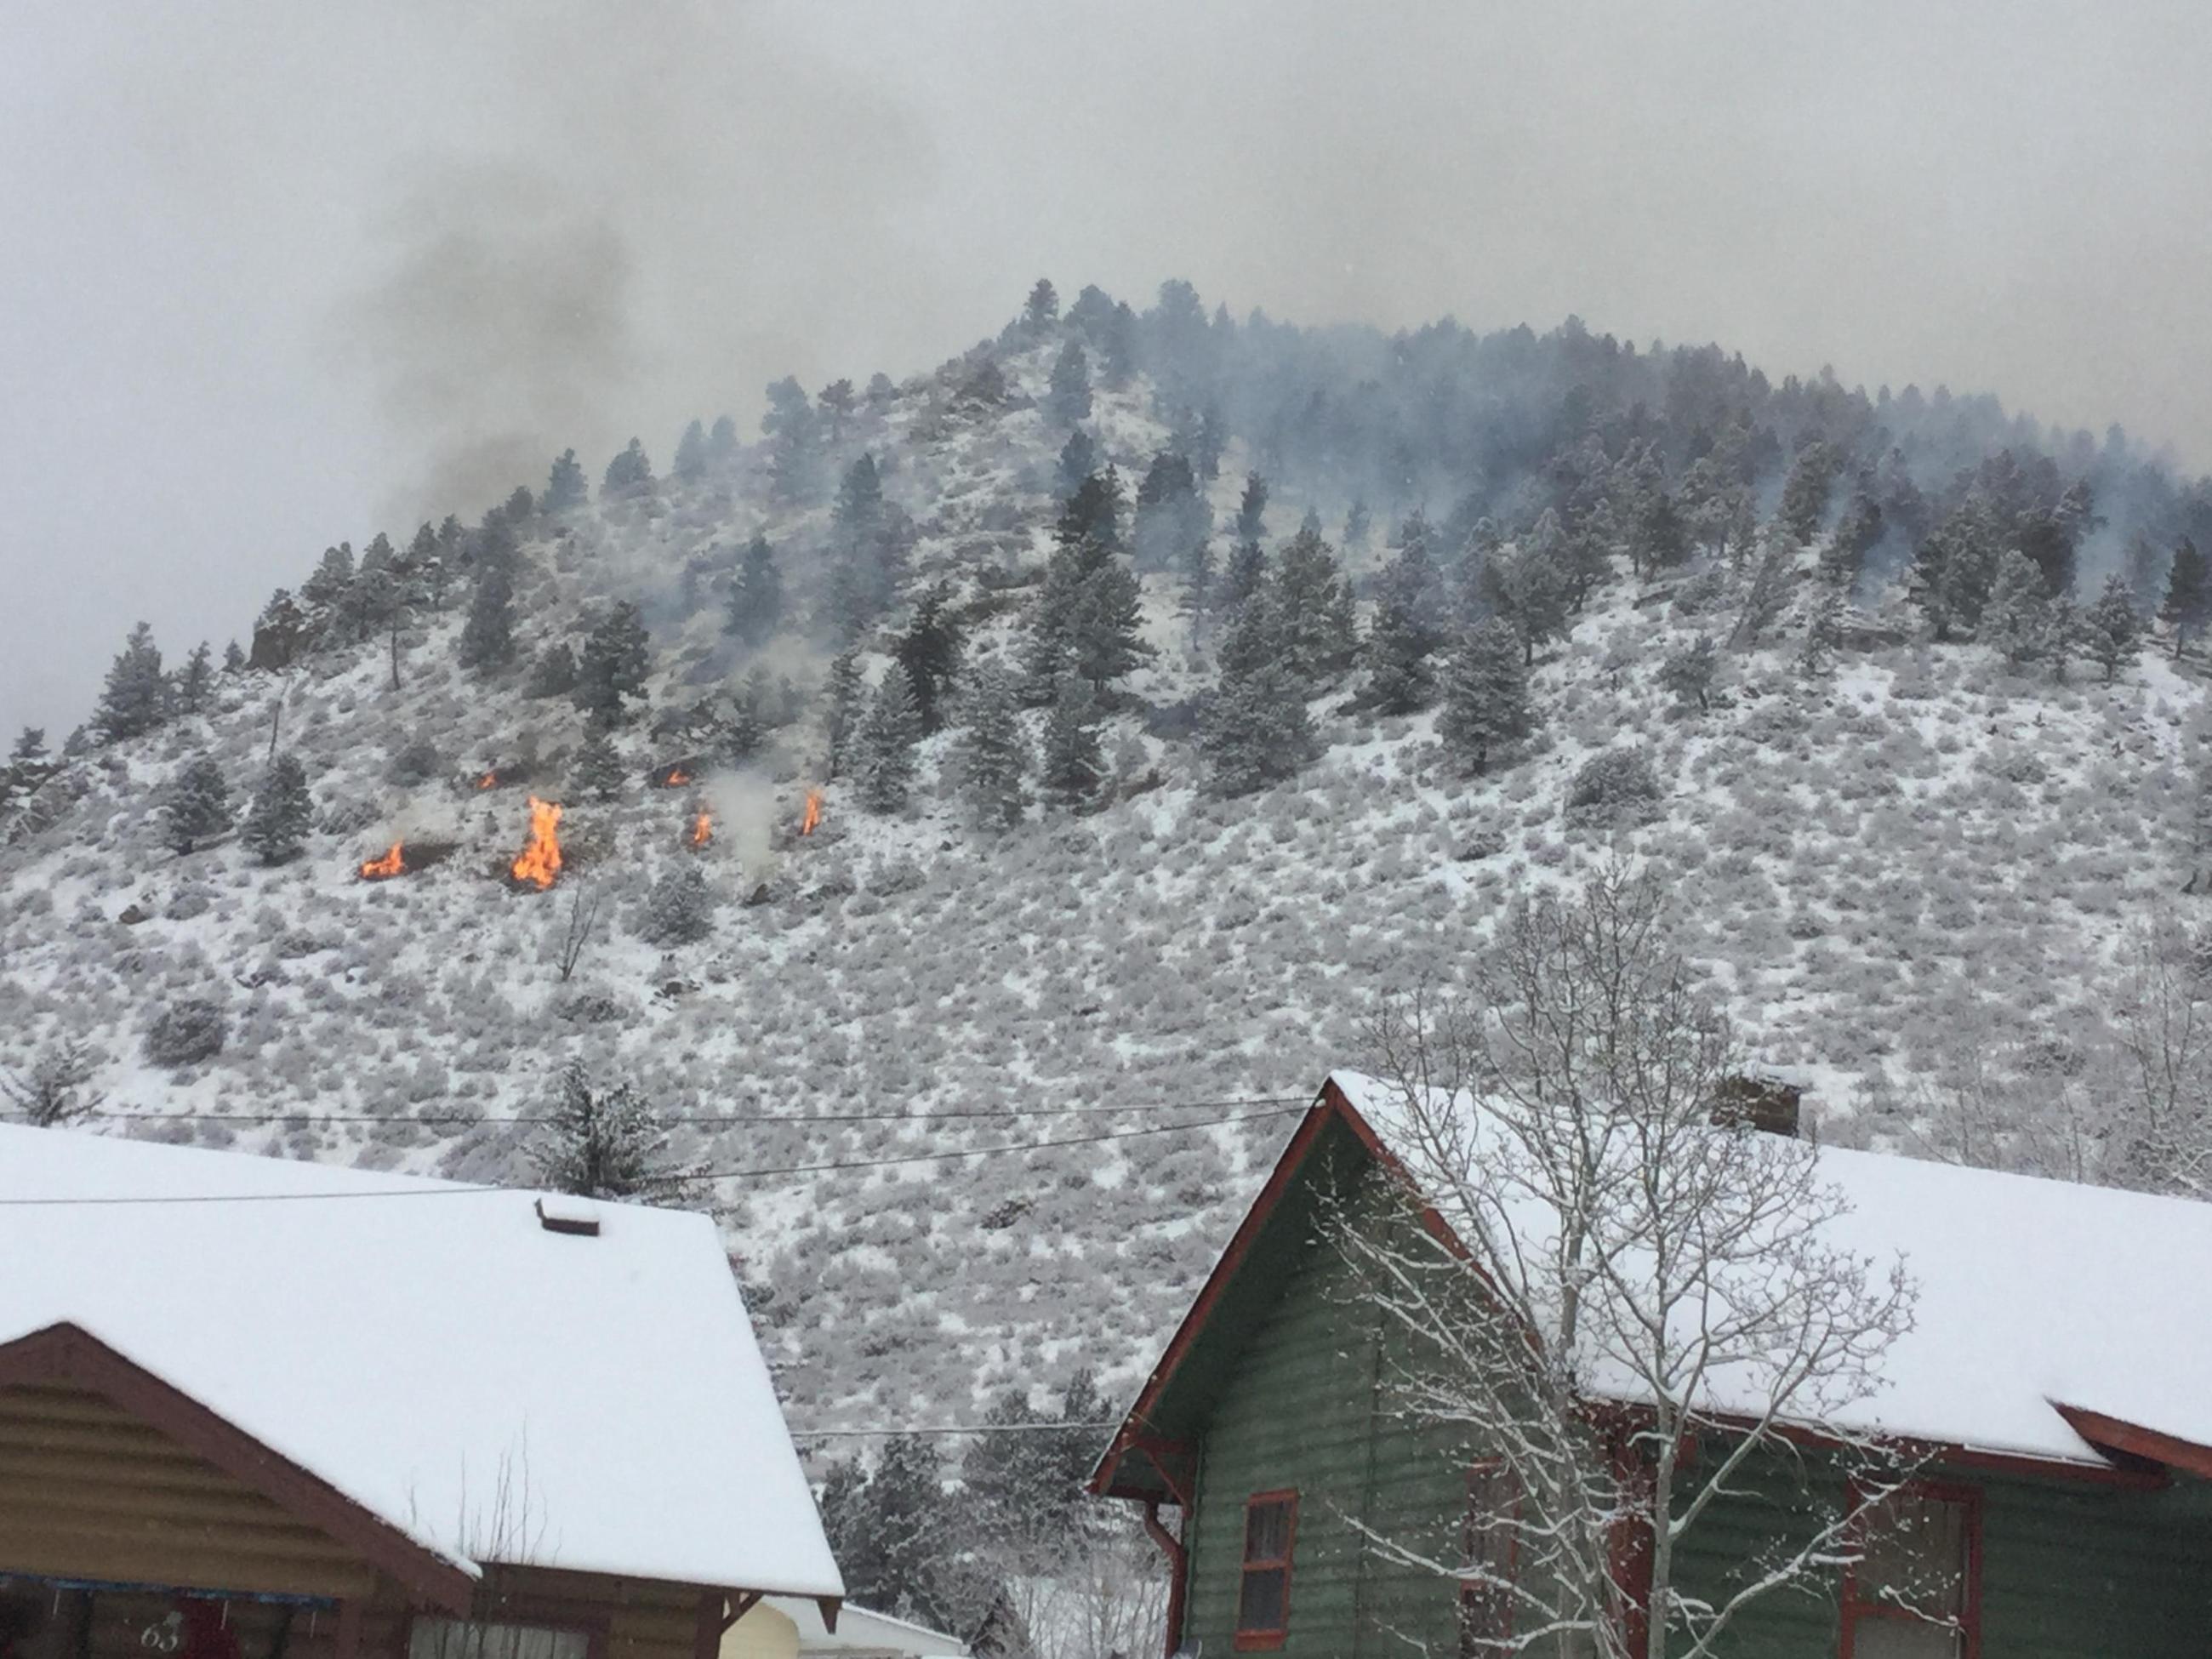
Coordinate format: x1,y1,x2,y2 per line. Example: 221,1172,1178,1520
800,788,823,835
360,843,405,880
510,797,563,889
664,767,693,788
690,810,712,848
476,772,498,790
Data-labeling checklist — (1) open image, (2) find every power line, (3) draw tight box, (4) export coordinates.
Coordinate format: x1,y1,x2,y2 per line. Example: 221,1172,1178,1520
790,1420,1117,1439
0,1106,1304,1206
71,1095,1308,1129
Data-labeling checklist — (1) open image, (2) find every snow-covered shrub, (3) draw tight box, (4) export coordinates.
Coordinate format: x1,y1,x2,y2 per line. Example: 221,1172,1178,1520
143,997,229,1067
1564,745,1665,830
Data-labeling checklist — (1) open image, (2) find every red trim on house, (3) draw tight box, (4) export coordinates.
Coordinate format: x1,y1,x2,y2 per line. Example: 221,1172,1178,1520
1142,1499,1189,1659
2050,1403,2212,1481
1458,1460,1520,1650
1605,1430,1654,1657
1838,1479,1982,1659
1232,1490,1298,1652
0,1320,476,1612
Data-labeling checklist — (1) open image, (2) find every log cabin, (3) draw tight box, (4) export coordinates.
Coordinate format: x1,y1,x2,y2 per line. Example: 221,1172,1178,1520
1091,1073,2212,1657
0,1125,843,1659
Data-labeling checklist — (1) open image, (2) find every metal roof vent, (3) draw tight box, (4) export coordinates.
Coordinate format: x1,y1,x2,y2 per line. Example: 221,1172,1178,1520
535,1195,602,1237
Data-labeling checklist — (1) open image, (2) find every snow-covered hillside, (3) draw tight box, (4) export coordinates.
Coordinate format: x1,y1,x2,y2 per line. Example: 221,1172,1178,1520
4,291,2209,1430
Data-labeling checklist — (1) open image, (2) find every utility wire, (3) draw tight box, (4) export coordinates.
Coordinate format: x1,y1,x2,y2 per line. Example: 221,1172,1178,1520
0,1105,1304,1206
789,1420,1117,1438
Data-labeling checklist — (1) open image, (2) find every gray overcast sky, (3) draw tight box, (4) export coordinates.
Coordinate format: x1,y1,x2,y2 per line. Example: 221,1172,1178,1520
6,1,2212,738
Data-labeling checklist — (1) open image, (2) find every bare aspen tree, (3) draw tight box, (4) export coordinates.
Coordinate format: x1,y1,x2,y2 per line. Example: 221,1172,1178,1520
550,881,602,983
0,1039,102,1127
1329,865,1917,1659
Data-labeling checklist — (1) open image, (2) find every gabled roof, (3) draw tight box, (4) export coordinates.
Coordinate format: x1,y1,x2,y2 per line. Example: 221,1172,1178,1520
1096,1072,2212,1497
0,1123,844,1599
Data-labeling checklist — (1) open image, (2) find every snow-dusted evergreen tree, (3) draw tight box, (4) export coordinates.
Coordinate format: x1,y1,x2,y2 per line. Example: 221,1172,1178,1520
893,583,966,735
708,413,739,462
1201,591,1315,797
1,1040,100,1128
724,533,784,647
571,725,627,801
162,755,231,853
763,375,824,505
174,642,214,715
1777,438,1842,542
852,663,922,812
818,379,857,444
1438,618,1536,773
95,622,168,742
1729,530,1795,648
1046,341,1092,427
639,861,716,945
823,647,865,778
819,1435,963,1633
828,454,911,638
526,642,578,698
672,419,708,483
1026,470,1149,698
241,754,311,864
1131,449,1210,573
530,1059,674,1200
953,661,1030,830
144,999,227,1068
457,550,518,673
1039,673,1104,808
601,436,655,499
222,641,246,672
300,543,356,639
1054,430,1096,499
1981,549,2054,669
544,448,588,514
573,601,652,727
2163,537,2210,658
1908,497,2000,641
1274,517,1358,681
1656,635,1718,714
1480,542,1571,664
1363,521,1445,714
2081,573,2146,684
1023,276,1059,333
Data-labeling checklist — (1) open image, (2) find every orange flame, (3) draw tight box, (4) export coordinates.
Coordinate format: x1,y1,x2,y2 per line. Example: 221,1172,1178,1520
690,810,712,847
800,788,823,835
476,771,498,790
664,767,693,788
360,843,406,880
510,797,563,889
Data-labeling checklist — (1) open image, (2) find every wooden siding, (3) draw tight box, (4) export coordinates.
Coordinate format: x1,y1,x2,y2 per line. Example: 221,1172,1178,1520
0,1379,375,1599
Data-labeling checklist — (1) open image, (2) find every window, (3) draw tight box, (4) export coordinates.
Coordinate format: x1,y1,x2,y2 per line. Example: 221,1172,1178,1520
409,1622,591,1659
1840,1483,1980,1659
1235,1490,1299,1650
1458,1461,1519,1656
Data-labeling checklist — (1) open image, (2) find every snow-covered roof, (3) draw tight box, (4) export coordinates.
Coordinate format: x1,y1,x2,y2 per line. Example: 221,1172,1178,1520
1329,1069,2212,1469
767,1599,968,1657
0,1123,844,1599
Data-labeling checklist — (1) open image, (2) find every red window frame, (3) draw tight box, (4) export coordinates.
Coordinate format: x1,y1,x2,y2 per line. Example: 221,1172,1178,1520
1234,1489,1300,1651
1839,1479,1981,1659
1458,1459,1520,1655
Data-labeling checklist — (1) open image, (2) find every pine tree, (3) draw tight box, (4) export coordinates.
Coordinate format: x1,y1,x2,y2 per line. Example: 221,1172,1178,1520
162,755,231,853
1981,550,2053,669
1178,536,1217,642
301,543,357,639
852,664,922,812
526,642,579,699
1907,499,2000,642
1025,471,1149,697
1273,522,1358,681
544,448,588,514
1657,636,1719,713
1480,544,1571,664
457,555,518,673
2164,537,2210,658
530,1061,673,1199
1438,619,1536,772
1635,487,1690,573
724,533,784,647
1778,441,1843,542
174,641,214,715
672,419,707,483
573,601,652,727
571,726,627,801
823,647,865,778
2082,573,2146,684
1055,430,1097,499
95,622,169,742
1363,527,1445,714
639,861,716,945
222,641,246,672
601,436,655,499
818,379,857,444
1201,592,1316,796
242,754,312,864
1039,674,1104,808
763,375,824,505
821,1436,956,1631
1023,277,1060,333
1730,530,1796,647
953,662,1030,830
1100,300,1138,387
1131,448,1209,573
893,583,966,734
1046,341,1092,426
1221,538,1268,613
829,454,909,637
708,413,738,461
1342,499,1371,554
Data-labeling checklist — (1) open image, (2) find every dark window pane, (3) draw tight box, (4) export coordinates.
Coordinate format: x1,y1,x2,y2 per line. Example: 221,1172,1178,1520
1246,1498,1291,1562
1238,1567,1287,1633
1859,1492,1967,1618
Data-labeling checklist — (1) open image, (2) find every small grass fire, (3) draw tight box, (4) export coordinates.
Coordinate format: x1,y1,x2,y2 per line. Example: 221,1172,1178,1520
800,788,823,835
687,807,712,850
510,797,564,889
360,843,407,880
356,841,456,881
653,759,703,790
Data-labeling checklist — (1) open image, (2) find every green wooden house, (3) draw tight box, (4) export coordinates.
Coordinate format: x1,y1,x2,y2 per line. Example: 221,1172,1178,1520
1090,1075,2212,1657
